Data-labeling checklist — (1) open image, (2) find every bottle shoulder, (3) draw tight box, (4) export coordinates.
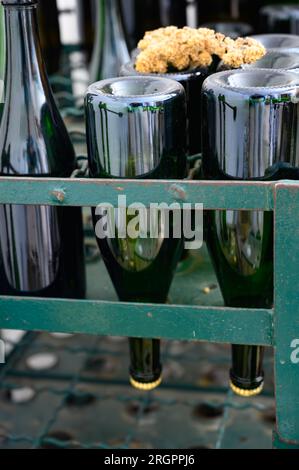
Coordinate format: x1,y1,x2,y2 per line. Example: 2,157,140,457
0,92,75,176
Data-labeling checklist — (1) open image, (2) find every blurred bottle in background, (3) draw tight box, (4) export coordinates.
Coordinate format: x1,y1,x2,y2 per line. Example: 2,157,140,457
90,0,130,83
196,0,280,33
121,0,187,50
259,4,299,34
37,0,61,74
0,3,5,118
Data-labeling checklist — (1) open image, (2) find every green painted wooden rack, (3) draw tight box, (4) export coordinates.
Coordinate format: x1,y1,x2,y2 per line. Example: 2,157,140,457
0,176,298,449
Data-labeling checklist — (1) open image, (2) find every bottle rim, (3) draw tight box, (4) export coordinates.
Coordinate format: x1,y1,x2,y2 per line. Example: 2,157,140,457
87,76,185,103
120,60,208,82
242,50,299,72
250,34,299,49
203,69,299,94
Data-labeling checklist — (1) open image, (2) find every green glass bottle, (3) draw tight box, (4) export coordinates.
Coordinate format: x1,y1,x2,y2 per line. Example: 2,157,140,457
202,69,299,396
0,2,5,119
131,0,187,46
85,76,187,390
0,0,85,299
90,0,130,83
37,0,61,74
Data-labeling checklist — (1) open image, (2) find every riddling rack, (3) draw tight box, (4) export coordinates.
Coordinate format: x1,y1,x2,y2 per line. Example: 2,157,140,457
0,176,298,449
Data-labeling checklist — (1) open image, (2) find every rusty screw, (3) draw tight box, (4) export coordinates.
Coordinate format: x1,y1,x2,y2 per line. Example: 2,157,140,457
51,189,66,203
169,184,187,201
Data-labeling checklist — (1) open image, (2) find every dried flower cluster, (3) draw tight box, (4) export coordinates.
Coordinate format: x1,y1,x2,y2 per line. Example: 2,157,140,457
135,26,266,73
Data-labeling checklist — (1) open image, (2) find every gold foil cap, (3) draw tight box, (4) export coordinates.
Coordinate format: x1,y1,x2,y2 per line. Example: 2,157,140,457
230,380,264,397
130,376,162,391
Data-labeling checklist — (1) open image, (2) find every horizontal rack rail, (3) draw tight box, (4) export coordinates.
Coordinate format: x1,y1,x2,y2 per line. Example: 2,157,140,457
0,297,274,346
0,177,277,210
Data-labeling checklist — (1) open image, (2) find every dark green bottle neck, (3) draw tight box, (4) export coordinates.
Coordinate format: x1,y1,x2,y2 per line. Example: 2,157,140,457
98,0,129,54
90,0,129,82
96,0,120,46
3,4,49,99
0,5,5,85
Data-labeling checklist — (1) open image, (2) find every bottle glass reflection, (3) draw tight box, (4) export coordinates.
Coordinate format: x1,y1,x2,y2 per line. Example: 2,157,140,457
121,61,208,156
85,76,187,390
202,69,299,395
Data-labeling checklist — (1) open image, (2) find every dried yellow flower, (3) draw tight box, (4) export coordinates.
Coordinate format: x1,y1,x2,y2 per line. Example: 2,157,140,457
135,27,266,73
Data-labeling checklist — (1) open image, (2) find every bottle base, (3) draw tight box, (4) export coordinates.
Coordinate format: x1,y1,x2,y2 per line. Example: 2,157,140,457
130,376,162,391
230,380,264,397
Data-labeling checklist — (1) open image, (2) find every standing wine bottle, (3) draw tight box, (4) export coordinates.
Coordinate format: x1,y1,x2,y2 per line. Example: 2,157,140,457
159,0,187,28
122,0,187,50
132,0,161,45
0,0,85,299
202,69,299,396
85,76,187,390
0,3,4,79
0,2,5,120
90,0,130,84
37,0,61,74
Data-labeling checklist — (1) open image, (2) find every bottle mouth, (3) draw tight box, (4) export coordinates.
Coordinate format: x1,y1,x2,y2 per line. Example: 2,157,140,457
207,69,299,93
87,76,183,101
130,376,162,391
250,34,299,49
120,61,207,81
230,381,264,397
243,51,299,71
